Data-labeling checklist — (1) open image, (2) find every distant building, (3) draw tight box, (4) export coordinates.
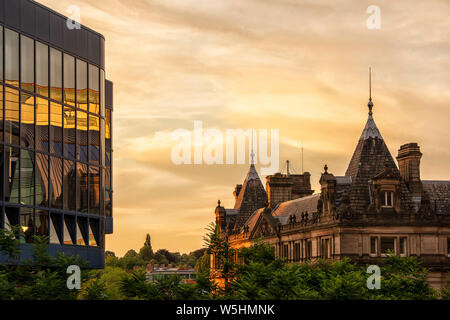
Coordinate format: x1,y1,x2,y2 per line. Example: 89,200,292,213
147,264,197,284
0,0,113,268
212,92,450,289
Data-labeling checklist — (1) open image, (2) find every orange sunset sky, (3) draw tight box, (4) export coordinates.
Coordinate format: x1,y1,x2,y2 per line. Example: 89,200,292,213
39,0,450,257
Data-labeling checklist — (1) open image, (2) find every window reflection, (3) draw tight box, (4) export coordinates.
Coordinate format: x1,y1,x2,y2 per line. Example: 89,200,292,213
5,207,19,230
89,166,100,214
36,42,49,98
0,27,3,82
20,207,34,243
77,217,87,246
36,98,49,153
5,146,20,204
89,65,100,114
21,36,34,92
50,102,63,155
35,153,49,207
76,60,88,111
50,48,62,101
63,215,75,245
50,214,62,244
77,110,88,162
89,115,100,165
20,150,34,206
36,210,49,238
63,160,76,211
5,29,19,87
64,54,75,106
5,87,20,146
0,145,3,200
50,156,62,209
0,86,3,141
77,163,88,213
63,106,76,159
100,70,105,116
89,219,99,247
21,92,35,149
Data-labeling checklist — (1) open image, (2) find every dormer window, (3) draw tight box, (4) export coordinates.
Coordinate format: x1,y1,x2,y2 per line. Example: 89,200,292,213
382,191,394,207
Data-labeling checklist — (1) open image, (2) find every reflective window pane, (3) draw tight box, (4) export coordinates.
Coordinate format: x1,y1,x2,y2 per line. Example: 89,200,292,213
50,213,62,244
50,48,62,101
100,70,105,117
0,86,3,141
5,146,20,203
63,106,76,159
49,156,62,209
0,145,3,200
5,29,19,87
89,219,99,246
89,166,100,214
20,207,34,243
36,209,49,238
50,102,63,155
35,153,49,207
36,97,49,153
77,217,87,246
21,92,35,148
89,65,100,114
21,36,34,92
63,160,76,211
77,162,88,213
0,26,3,82
64,54,75,106
36,42,49,98
63,215,75,245
76,60,88,111
76,110,88,162
5,206,19,229
4,87,19,145
20,150,34,206
89,115,100,165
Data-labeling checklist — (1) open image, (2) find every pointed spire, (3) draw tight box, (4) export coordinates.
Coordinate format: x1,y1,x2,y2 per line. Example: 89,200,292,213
368,67,374,116
359,67,382,141
250,129,255,165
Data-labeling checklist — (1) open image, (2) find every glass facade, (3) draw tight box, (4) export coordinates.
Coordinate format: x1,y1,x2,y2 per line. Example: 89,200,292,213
0,25,113,251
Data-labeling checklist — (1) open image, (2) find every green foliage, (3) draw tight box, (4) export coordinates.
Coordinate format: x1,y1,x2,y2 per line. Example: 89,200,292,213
0,225,22,261
224,245,440,300
139,234,154,261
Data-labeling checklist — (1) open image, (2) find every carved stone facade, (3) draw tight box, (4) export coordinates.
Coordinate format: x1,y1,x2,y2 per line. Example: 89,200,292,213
212,100,450,289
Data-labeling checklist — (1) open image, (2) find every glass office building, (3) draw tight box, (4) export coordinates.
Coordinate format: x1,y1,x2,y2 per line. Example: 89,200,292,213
0,0,113,268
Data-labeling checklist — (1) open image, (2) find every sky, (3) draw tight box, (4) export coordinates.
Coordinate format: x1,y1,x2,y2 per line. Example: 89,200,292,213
39,0,450,257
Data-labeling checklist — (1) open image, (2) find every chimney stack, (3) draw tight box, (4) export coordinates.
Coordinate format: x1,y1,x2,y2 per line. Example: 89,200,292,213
396,143,423,197
266,173,293,208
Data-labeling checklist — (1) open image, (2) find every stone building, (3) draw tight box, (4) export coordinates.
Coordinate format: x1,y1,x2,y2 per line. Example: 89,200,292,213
213,97,450,289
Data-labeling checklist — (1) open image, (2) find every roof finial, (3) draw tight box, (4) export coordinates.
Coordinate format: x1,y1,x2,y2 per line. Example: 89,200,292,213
250,129,255,165
324,164,328,174
368,67,373,116
286,160,290,176
217,200,221,207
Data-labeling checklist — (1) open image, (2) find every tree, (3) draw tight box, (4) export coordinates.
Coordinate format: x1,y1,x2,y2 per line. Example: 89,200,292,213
139,234,154,261
124,249,138,258
204,222,237,296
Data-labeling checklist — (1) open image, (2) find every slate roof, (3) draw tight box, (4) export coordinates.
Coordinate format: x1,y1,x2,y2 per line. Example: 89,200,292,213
422,181,450,215
232,164,267,229
345,110,415,213
272,194,321,224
